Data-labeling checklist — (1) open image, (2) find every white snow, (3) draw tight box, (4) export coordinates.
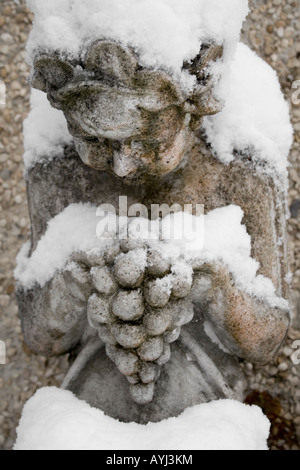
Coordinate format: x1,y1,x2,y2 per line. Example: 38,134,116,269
155,275,174,296
15,203,288,310
171,261,194,283
203,43,293,181
14,387,270,451
23,89,72,171
26,0,249,84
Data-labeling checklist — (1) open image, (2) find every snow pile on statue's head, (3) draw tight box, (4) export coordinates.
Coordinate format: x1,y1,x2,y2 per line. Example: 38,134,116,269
14,388,270,450
26,0,249,83
25,0,292,179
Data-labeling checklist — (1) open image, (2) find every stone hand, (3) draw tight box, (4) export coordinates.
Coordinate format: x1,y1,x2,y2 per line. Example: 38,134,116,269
191,264,290,365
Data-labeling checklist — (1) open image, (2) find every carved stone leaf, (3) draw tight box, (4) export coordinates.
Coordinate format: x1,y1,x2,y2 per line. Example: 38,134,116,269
85,40,138,85
33,54,74,89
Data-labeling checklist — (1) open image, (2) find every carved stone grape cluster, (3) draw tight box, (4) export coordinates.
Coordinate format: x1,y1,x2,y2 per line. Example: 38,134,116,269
64,241,195,405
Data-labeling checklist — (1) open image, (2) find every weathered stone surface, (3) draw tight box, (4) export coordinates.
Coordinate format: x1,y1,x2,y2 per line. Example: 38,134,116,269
114,348,139,376
120,239,145,253
21,137,291,410
21,141,291,413
62,311,246,423
18,31,291,424
143,308,172,336
104,243,122,265
139,362,159,384
33,55,74,90
192,264,290,365
70,251,106,268
98,324,117,346
164,328,181,344
63,262,92,302
112,290,145,321
2,0,298,450
156,344,171,366
147,250,171,277
17,274,88,357
84,40,138,83
167,299,195,328
25,142,289,299
138,336,165,362
171,272,193,299
112,323,145,349
130,382,155,406
144,279,171,308
59,244,200,404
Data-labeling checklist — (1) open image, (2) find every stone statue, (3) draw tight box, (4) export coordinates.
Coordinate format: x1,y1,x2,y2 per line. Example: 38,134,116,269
17,39,290,424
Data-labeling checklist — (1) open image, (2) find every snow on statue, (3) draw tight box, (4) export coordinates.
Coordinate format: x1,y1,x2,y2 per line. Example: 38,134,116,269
14,0,293,450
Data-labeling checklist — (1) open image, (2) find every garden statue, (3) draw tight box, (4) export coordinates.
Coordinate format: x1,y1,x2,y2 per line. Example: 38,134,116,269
15,0,292,425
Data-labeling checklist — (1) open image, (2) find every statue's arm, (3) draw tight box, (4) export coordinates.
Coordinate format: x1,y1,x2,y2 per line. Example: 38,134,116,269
187,148,291,364
192,264,290,365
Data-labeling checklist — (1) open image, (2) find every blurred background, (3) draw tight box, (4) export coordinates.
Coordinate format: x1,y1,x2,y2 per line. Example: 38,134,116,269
0,0,299,450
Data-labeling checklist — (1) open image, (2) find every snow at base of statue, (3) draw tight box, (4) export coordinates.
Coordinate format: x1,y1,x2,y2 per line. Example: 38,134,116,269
14,387,270,451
